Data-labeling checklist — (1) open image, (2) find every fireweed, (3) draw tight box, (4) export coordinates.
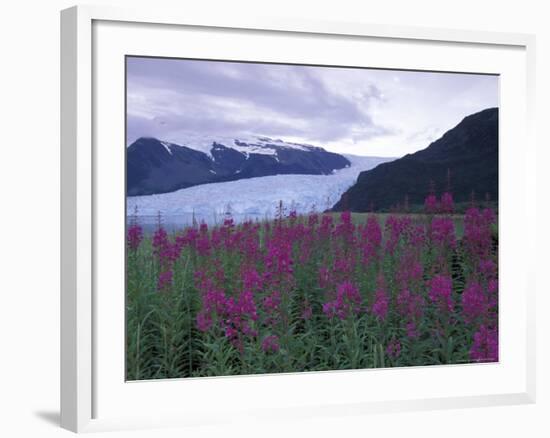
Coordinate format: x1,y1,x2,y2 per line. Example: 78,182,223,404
126,195,498,380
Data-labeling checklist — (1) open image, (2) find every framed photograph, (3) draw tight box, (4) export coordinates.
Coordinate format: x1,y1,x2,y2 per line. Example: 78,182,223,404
61,5,536,433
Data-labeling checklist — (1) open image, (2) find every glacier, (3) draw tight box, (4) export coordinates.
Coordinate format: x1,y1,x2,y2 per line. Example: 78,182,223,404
127,154,394,230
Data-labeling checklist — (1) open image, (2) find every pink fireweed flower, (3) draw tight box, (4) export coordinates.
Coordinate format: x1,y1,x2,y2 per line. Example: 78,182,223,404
340,210,352,224
224,325,238,340
396,250,424,290
333,255,355,278
333,211,355,247
372,276,389,321
127,224,143,251
196,312,212,332
196,234,211,257
241,267,262,291
406,321,420,339
261,335,280,353
365,215,382,246
396,288,425,321
223,217,234,228
181,227,199,249
478,258,497,279
482,207,496,224
263,290,281,326
428,274,453,312
385,216,411,255
264,238,294,289
237,290,258,322
408,224,426,249
430,217,456,249
470,325,498,362
319,214,334,240
386,339,401,359
152,226,169,253
241,322,258,337
157,269,173,291
440,192,454,213
322,301,337,319
462,281,488,324
464,207,495,261
263,290,280,311
361,215,382,265
307,212,319,228
323,281,362,320
158,243,182,264
424,193,438,214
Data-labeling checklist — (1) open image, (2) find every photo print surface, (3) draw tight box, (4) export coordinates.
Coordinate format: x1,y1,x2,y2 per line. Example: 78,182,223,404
126,56,499,380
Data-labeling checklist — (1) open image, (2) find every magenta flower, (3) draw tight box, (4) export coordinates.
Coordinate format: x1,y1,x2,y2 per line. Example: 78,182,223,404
372,277,389,320
127,224,143,251
479,259,497,279
424,193,438,214
152,226,169,253
396,288,424,321
157,269,173,291
396,251,423,290
464,207,495,261
430,217,456,249
470,325,498,362
323,281,362,320
196,311,212,332
385,216,411,255
462,281,488,324
261,335,280,353
440,192,454,213
406,321,420,339
263,290,281,326
319,214,334,240
361,215,382,264
307,212,319,228
428,274,453,312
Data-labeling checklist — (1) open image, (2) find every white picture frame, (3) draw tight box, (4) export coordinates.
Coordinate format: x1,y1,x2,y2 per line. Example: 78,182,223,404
60,4,537,433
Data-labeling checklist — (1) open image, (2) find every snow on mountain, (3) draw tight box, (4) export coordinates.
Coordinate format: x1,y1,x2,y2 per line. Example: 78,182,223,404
159,133,315,158
159,141,173,155
127,154,395,230
127,136,351,197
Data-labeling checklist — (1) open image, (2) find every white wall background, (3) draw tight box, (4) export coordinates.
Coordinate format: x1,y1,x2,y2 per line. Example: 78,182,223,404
0,0,546,436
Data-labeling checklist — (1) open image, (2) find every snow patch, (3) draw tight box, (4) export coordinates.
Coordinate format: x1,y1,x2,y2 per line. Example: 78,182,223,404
156,133,319,160
160,141,173,155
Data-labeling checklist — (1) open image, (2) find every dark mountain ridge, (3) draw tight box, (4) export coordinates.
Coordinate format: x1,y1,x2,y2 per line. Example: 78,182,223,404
127,136,351,196
332,107,499,212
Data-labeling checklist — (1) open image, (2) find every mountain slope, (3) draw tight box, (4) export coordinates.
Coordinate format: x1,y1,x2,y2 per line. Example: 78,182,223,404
332,107,499,212
127,136,351,196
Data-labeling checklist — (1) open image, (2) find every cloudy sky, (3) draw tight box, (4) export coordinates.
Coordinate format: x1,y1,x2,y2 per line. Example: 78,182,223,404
126,57,498,157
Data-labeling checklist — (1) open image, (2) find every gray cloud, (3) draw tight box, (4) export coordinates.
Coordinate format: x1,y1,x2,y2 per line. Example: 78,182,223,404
126,57,499,157
126,58,393,146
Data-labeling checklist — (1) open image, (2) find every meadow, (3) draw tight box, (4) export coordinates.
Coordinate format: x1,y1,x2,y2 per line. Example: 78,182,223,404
126,193,498,380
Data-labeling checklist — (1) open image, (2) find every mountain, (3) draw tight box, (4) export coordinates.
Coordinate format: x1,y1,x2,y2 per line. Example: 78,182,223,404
127,136,351,196
332,107,499,212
